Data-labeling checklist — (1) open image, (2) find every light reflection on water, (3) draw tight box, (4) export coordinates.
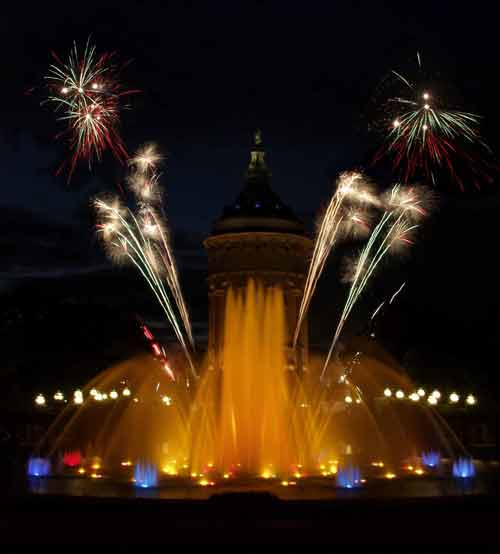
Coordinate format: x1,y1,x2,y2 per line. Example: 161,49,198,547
24,474,489,501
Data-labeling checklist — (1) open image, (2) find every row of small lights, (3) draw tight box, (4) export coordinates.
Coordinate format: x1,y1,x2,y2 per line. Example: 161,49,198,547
343,388,476,406
34,388,172,407
35,388,476,409
380,388,477,406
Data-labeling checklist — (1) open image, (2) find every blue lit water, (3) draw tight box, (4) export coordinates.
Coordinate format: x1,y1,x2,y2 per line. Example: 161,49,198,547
452,458,475,478
27,457,51,478
336,466,362,489
134,462,158,488
421,451,441,468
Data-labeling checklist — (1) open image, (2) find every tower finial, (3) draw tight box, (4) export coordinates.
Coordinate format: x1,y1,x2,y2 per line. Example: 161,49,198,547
249,129,266,171
254,129,262,146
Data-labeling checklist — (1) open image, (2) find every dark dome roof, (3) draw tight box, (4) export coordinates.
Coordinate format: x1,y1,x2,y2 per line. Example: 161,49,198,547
211,131,305,236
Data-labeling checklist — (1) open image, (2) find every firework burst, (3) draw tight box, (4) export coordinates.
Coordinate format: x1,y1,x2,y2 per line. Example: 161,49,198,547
126,171,161,204
127,145,194,353
128,143,164,173
321,185,431,379
292,172,377,348
95,144,196,377
45,38,138,180
372,53,495,189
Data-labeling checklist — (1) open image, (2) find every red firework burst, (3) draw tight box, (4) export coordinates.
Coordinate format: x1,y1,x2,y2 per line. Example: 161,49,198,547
45,38,138,180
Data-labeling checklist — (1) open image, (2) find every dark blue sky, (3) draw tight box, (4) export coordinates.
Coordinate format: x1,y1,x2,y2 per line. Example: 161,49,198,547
2,1,500,232
2,1,500,387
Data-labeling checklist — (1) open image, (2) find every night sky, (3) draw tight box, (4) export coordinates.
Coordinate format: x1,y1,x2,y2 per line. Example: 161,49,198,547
1,2,500,392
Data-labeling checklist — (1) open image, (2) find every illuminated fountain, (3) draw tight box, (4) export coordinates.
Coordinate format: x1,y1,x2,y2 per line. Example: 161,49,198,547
31,133,476,494
453,458,476,479
42,354,190,471
27,457,51,478
63,450,82,468
134,462,159,488
422,451,441,469
214,281,296,474
336,465,362,489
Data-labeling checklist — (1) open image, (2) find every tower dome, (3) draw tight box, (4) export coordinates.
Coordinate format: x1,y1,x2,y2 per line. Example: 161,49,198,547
212,130,304,236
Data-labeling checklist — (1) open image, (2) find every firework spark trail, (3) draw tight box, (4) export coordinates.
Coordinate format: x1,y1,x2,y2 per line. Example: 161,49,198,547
320,187,426,379
44,38,138,180
389,281,406,304
370,301,385,320
127,145,195,351
292,172,376,348
95,198,197,378
337,280,408,396
370,281,407,320
148,208,195,350
140,324,176,382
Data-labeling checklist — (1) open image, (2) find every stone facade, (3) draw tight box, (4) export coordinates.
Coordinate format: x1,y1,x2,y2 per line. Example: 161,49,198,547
204,230,313,373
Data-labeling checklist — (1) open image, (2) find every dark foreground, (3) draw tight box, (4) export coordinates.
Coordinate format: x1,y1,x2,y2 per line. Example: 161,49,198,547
2,489,500,546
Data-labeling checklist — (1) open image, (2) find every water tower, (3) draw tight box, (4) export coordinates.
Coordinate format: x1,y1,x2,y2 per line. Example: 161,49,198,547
204,131,313,373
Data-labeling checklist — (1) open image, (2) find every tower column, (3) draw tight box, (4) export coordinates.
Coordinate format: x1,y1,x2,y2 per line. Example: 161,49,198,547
204,132,313,374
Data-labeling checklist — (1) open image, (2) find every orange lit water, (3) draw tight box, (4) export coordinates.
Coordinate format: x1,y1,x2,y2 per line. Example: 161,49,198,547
216,279,296,474
40,278,465,478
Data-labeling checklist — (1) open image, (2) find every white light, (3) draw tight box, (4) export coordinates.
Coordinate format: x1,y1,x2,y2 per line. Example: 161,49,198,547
427,395,438,405
92,83,98,89
74,390,83,404
78,87,84,93
102,393,108,400
344,395,353,404
431,390,441,399
466,394,476,406
395,390,405,399
409,393,420,402
417,388,425,397
424,104,430,110
393,119,400,128
423,92,429,100
35,394,46,406
110,390,118,400
90,388,97,397
94,393,103,401
54,391,64,401
383,388,392,398
61,87,68,94
355,398,361,404
162,395,172,406
449,392,460,403
422,124,428,131
122,388,131,397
